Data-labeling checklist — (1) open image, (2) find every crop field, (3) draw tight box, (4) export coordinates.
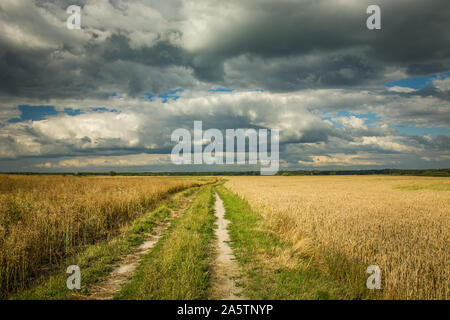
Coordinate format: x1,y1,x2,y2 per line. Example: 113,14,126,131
224,176,449,300
0,174,447,300
0,175,202,299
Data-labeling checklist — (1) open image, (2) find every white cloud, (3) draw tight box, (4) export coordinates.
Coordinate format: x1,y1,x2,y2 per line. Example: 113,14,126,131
0,88,447,171
0,0,90,50
350,136,421,153
82,0,169,49
297,153,383,167
33,112,142,146
433,77,450,91
333,115,368,130
35,153,171,169
387,86,416,93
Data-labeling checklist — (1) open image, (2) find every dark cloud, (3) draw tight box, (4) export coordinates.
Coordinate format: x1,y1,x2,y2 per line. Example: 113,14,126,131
0,0,448,99
185,0,450,90
0,0,448,171
99,35,190,67
410,135,450,152
0,0,449,99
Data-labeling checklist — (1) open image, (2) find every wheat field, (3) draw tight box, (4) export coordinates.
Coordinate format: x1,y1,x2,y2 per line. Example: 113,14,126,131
0,175,199,298
225,176,449,299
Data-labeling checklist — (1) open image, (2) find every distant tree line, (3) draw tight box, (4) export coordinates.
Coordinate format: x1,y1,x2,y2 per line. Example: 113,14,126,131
4,168,450,177
277,169,450,177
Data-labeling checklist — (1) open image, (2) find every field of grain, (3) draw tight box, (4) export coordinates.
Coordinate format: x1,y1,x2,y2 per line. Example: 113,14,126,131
225,176,449,299
0,175,199,298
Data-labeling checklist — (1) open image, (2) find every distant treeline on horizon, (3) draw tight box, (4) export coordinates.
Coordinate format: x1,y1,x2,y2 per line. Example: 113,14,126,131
3,168,450,177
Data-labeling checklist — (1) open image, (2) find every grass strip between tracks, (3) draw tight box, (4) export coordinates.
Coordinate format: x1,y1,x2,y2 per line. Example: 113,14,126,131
116,185,216,300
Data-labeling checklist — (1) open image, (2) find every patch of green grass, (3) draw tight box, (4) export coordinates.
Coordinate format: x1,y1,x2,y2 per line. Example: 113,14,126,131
395,183,450,191
182,186,200,197
215,185,363,300
116,186,216,300
12,188,197,300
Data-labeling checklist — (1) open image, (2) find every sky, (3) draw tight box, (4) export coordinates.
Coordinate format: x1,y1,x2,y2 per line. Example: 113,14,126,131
0,0,449,172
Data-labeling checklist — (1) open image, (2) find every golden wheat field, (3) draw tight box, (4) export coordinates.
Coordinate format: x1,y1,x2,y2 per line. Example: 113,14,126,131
225,176,449,300
0,175,199,298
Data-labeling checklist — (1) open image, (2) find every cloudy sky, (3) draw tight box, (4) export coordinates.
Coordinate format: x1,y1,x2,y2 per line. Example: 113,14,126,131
0,0,449,172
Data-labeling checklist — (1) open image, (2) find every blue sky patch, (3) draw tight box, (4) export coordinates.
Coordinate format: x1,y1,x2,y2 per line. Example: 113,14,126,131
64,108,84,116
386,72,450,90
9,105,58,123
91,107,118,113
322,111,381,128
8,105,85,123
208,88,234,93
146,88,184,103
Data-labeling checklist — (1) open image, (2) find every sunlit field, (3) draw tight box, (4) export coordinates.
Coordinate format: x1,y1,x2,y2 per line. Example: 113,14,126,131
1,174,448,300
0,175,200,298
225,176,449,299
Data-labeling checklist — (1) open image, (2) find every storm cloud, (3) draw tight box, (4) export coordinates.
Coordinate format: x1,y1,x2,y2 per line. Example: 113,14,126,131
0,0,449,171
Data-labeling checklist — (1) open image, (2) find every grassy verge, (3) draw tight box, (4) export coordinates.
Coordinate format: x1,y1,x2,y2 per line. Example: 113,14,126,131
12,187,199,300
116,185,216,300
215,185,365,300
